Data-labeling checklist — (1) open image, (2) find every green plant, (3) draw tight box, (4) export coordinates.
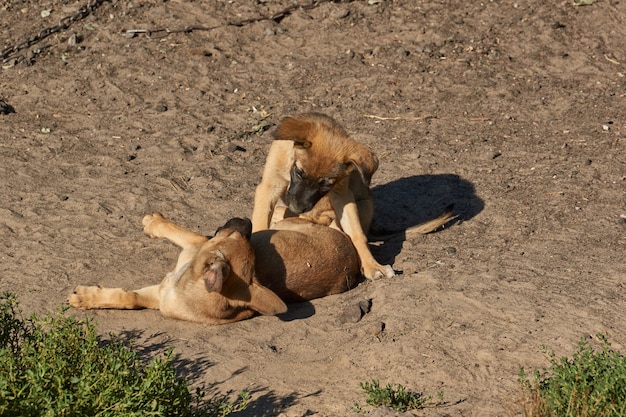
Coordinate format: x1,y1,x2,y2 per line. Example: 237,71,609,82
0,292,248,417
519,334,626,417
354,379,443,413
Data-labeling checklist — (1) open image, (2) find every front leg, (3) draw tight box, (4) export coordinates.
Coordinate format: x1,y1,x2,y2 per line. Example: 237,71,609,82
330,191,395,280
252,181,284,232
142,213,207,249
69,284,160,310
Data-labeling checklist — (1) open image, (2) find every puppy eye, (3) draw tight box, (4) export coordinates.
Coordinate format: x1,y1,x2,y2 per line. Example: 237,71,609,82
293,166,305,179
319,178,335,191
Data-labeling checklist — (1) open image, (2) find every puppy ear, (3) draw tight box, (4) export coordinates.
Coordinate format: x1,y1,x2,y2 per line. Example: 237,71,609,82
273,117,313,149
347,144,379,185
247,281,288,316
204,251,229,293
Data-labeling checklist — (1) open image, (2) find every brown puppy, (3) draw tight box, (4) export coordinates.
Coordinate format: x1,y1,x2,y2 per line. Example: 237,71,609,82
252,216,360,303
69,213,286,324
252,113,453,280
69,213,360,323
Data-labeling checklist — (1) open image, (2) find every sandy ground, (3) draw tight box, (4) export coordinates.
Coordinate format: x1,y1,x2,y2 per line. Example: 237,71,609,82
1,0,625,415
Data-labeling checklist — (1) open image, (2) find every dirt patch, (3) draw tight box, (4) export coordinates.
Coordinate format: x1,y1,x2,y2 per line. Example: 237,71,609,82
1,0,625,415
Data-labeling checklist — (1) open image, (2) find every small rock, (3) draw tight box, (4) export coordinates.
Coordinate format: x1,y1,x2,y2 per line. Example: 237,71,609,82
445,246,457,254
227,143,246,153
0,99,15,115
366,321,385,336
337,304,363,324
362,49,374,59
330,8,349,19
155,104,168,112
395,48,410,57
188,48,212,57
358,299,372,315
67,33,78,46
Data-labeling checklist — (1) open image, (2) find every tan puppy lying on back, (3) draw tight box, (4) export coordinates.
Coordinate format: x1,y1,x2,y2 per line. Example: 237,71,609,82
69,213,360,324
252,113,453,280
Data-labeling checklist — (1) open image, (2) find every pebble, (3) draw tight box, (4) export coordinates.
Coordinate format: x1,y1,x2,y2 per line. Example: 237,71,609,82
365,321,385,336
337,304,363,324
0,99,15,115
484,151,501,160
155,104,168,112
188,48,212,57
67,33,79,47
358,298,372,315
395,48,410,57
227,143,246,153
330,8,349,19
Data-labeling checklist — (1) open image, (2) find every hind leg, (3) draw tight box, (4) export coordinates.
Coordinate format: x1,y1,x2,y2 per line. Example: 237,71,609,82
143,213,209,272
142,213,208,249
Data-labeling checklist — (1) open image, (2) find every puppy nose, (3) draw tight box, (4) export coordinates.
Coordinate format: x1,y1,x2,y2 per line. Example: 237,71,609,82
288,201,311,214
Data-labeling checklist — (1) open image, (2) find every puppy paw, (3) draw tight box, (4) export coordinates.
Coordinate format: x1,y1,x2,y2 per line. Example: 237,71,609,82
142,213,165,238
68,285,100,309
363,264,395,280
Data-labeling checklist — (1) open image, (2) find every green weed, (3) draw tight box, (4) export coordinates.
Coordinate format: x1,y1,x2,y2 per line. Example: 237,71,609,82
0,292,248,417
519,334,626,417
355,379,443,413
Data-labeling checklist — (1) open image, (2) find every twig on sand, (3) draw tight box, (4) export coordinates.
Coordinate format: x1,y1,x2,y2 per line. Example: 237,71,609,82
363,114,434,121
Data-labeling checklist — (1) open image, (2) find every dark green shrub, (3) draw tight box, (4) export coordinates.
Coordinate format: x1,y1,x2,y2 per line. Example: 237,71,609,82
0,292,247,417
519,334,626,417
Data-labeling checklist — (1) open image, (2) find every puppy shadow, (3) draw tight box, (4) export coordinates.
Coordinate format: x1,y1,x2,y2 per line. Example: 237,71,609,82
278,301,316,322
370,174,484,269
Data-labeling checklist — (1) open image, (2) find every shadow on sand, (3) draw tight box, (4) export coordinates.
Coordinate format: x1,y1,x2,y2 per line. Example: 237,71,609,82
369,174,484,270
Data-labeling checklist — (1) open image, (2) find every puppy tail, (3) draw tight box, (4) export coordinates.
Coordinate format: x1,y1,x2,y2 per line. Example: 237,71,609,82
368,205,457,242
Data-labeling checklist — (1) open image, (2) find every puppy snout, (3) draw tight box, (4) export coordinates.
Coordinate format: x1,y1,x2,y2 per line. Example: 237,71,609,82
287,199,313,214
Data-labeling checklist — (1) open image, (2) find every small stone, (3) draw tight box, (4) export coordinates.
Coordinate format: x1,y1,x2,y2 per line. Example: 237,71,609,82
67,33,79,46
366,321,385,336
330,8,349,19
155,104,168,112
357,299,372,315
227,143,246,153
337,304,363,324
0,99,15,115
484,151,501,160
396,48,410,57
445,246,457,254
188,48,212,56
